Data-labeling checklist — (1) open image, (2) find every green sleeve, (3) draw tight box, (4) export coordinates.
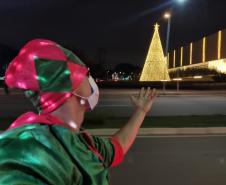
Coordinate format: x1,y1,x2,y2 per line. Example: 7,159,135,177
0,125,79,185
92,136,115,168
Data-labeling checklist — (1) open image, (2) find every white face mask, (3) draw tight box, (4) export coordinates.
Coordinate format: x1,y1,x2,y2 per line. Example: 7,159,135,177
72,76,99,111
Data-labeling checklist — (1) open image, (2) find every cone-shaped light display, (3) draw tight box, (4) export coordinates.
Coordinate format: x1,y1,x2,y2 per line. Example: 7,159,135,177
140,23,170,81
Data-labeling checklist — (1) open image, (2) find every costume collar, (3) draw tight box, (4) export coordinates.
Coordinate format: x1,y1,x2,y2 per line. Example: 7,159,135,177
8,112,65,130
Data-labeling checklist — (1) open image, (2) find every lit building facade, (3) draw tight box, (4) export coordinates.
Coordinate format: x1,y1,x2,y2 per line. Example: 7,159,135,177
168,29,226,78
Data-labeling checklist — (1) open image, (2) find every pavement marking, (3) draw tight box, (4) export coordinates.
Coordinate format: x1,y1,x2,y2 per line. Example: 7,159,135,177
87,127,226,136
136,134,226,138
91,134,226,138
98,105,131,107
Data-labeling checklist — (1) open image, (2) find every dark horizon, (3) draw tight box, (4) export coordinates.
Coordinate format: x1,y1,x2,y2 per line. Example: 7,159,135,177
0,0,226,70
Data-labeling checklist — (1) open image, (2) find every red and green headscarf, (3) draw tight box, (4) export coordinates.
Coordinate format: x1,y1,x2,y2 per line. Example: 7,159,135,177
5,39,89,114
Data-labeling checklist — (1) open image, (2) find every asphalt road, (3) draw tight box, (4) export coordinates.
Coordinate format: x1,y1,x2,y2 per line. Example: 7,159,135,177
110,135,226,185
1,89,226,185
96,92,226,117
0,89,226,118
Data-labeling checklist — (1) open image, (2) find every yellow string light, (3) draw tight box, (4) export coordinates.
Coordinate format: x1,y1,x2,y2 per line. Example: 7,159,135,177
180,47,183,67
190,42,193,65
140,23,170,81
218,30,222,60
167,52,169,69
168,30,226,76
202,37,206,63
173,50,176,68
208,60,226,74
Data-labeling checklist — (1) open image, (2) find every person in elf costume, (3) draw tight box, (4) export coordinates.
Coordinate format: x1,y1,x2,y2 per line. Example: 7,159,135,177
0,39,157,185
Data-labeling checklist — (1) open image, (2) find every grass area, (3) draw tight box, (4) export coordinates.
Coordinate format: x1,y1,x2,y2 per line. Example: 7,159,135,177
83,115,226,129
1,115,226,130
97,81,226,90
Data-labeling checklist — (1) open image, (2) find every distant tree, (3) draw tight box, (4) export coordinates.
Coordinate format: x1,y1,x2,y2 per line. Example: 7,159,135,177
0,44,18,77
59,46,102,78
114,63,141,80
213,73,226,82
114,63,141,75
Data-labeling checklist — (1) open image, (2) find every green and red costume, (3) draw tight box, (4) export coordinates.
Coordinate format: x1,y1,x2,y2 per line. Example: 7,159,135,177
0,39,124,185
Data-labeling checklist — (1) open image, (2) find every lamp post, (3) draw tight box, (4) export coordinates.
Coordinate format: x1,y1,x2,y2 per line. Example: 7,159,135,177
164,12,171,56
161,12,171,94
163,0,187,92
164,0,188,55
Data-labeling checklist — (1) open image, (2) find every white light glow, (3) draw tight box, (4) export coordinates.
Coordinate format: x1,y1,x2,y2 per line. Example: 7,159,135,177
160,80,170,82
193,76,203,79
19,48,27,55
208,59,226,74
80,99,86,105
29,53,38,60
176,0,187,4
68,121,78,130
172,78,182,81
39,41,49,46
27,116,35,121
17,82,26,89
164,13,171,19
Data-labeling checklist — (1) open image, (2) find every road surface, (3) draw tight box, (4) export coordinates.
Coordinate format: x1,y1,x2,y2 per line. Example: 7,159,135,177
1,89,226,184
110,135,226,185
1,89,226,118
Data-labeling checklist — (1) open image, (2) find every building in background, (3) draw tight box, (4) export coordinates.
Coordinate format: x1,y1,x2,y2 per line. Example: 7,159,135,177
168,29,226,81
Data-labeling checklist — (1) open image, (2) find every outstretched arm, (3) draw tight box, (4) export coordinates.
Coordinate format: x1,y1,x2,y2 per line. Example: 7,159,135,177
112,87,157,154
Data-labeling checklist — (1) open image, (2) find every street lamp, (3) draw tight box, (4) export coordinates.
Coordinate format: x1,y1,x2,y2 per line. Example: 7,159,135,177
164,0,187,55
161,12,171,93
164,12,171,56
164,12,171,19
176,0,187,4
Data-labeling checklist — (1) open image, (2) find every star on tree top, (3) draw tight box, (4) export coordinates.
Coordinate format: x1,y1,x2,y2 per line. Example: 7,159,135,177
154,23,160,31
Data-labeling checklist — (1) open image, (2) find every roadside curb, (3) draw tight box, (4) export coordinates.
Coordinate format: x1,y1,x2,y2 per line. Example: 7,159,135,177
87,127,226,136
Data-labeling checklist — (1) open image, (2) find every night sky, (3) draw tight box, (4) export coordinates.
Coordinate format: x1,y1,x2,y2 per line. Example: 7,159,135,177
1,0,226,69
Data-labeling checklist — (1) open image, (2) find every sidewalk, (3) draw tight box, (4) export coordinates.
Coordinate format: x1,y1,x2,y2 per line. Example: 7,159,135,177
87,127,226,136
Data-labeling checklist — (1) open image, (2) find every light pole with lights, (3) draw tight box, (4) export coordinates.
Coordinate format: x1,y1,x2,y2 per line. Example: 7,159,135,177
164,12,171,56
161,12,171,94
164,0,188,55
163,0,187,92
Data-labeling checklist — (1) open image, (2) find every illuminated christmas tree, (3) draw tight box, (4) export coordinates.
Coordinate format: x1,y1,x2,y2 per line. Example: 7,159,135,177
140,23,170,81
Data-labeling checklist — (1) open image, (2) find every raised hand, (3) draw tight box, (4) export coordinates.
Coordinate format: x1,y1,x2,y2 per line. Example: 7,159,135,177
130,87,157,114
